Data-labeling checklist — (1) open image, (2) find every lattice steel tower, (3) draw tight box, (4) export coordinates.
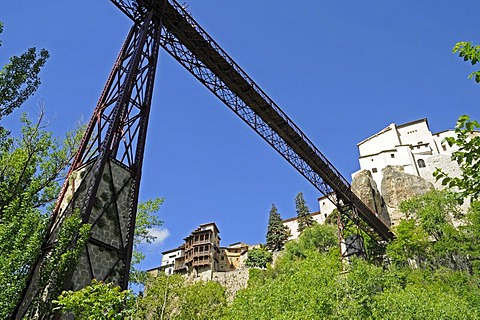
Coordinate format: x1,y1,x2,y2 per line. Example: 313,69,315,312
15,0,394,317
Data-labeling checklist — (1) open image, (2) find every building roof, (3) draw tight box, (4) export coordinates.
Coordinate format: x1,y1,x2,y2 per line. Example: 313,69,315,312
357,118,429,147
357,124,393,146
227,242,249,248
161,246,183,255
433,129,455,136
396,118,428,130
282,211,321,223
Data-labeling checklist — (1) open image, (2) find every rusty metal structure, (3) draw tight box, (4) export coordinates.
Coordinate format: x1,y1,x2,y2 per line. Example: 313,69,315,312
16,0,393,317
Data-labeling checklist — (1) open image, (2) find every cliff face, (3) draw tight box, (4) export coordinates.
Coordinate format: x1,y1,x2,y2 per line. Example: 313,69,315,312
351,169,390,226
381,166,434,225
351,165,435,226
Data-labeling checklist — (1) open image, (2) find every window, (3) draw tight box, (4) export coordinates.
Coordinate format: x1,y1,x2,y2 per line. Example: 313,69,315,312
221,256,224,261
442,145,447,151
324,213,327,218
417,159,426,168
391,154,395,158
372,168,377,173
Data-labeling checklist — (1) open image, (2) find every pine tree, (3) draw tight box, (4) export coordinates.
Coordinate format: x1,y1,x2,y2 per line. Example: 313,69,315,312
266,204,290,252
296,192,315,233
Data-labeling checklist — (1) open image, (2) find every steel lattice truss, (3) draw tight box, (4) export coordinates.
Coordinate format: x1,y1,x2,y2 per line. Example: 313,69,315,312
141,0,392,242
15,7,163,318
17,0,393,317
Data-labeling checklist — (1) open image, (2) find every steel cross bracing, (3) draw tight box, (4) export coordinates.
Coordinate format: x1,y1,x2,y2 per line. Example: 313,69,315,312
14,6,163,318
115,0,394,242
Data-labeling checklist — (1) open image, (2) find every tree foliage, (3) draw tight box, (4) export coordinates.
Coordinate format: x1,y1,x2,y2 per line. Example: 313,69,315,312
295,192,315,233
225,227,480,319
284,224,338,260
433,115,480,203
387,190,474,271
0,24,88,317
453,41,480,82
0,22,49,121
54,280,134,319
245,248,272,268
137,274,227,319
0,110,83,317
130,197,165,286
265,204,290,252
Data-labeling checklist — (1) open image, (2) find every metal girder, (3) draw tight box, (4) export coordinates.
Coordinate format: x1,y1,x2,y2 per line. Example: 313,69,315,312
14,8,163,318
150,0,394,242
106,0,394,241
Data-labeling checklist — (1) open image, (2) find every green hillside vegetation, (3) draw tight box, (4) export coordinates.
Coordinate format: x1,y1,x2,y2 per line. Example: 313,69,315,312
56,195,480,319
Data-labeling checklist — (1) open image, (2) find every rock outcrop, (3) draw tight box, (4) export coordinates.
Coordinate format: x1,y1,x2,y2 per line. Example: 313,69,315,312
351,169,391,226
213,268,249,301
381,165,434,225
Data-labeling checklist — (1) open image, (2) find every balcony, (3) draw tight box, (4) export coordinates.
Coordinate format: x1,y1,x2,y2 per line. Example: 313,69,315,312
192,259,210,267
192,240,211,245
192,251,210,258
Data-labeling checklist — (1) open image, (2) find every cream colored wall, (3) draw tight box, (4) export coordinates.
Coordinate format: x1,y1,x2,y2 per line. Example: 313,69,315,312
397,121,431,146
283,213,323,240
358,124,399,157
318,197,337,224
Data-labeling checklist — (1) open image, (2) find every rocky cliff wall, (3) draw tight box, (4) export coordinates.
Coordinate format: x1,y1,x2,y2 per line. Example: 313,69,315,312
213,268,249,301
351,169,390,226
381,165,434,225
351,165,435,226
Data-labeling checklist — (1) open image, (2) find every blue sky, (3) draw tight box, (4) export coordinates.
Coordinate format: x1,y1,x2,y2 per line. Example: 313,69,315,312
1,0,479,271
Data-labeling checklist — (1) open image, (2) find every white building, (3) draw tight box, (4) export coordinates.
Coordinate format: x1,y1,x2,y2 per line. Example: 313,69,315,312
317,194,339,224
316,118,479,224
352,118,460,190
282,211,323,240
158,246,184,276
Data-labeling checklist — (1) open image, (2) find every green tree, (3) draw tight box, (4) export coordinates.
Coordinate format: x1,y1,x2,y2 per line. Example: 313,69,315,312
453,41,480,83
461,200,480,274
0,25,85,316
295,192,315,233
137,274,226,319
245,248,272,268
54,280,134,319
265,204,290,252
0,110,83,317
433,115,480,203
284,223,338,260
387,190,472,271
226,240,480,319
0,22,49,121
130,198,165,286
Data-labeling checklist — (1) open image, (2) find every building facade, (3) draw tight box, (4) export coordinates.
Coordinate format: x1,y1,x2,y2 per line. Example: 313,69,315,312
183,222,221,279
218,242,249,272
159,246,184,276
353,118,459,188
317,118,478,224
150,223,252,281
282,211,322,240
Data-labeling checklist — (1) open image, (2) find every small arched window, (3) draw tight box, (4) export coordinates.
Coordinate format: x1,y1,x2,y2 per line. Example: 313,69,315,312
417,159,426,168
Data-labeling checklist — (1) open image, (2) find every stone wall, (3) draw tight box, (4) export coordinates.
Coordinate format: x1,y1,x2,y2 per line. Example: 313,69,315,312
213,268,249,301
